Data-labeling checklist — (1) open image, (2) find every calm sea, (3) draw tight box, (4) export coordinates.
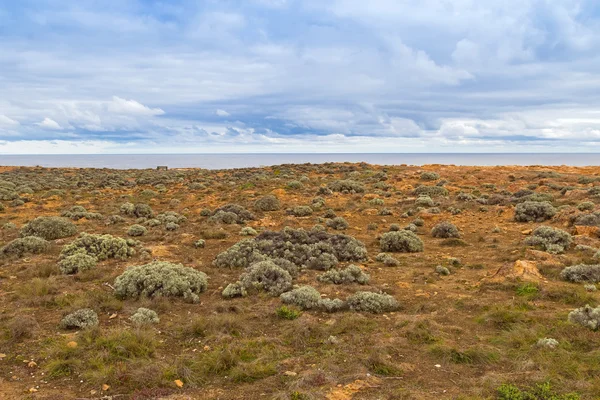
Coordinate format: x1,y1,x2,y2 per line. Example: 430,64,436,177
0,154,598,169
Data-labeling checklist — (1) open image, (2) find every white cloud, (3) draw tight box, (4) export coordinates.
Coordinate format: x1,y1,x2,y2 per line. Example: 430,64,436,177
0,115,20,128
215,109,231,117
106,96,165,117
36,118,62,130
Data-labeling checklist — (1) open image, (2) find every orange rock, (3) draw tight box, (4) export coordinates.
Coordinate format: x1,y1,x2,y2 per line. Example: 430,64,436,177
174,379,184,388
482,260,544,283
574,225,599,237
66,341,78,348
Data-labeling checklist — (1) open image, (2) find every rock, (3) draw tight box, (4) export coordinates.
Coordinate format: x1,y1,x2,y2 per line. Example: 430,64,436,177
521,229,532,235
283,371,297,376
482,260,544,283
67,341,78,348
0,353,6,359
574,225,599,238
102,384,110,391
27,361,37,368
174,379,184,388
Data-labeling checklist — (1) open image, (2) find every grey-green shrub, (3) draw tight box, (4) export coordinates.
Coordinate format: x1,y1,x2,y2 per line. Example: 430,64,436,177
568,305,600,330
60,233,136,260
280,286,322,310
0,188,19,201
328,180,365,194
431,221,460,238
165,222,179,231
420,171,440,181
415,196,434,207
347,291,400,313
114,261,208,303
194,239,206,248
236,261,293,296
524,226,572,254
326,216,349,230
240,227,258,236
287,205,313,217
254,195,280,211
222,282,247,298
578,201,595,212
1,236,50,258
380,231,424,253
59,309,99,330
121,202,154,218
20,216,77,240
61,205,102,221
157,211,186,225
320,298,348,313
286,180,303,189
560,264,600,283
317,265,370,285
375,253,400,267
413,186,448,197
436,265,450,276
58,253,98,274
514,201,556,222
211,204,255,223
127,224,147,237
130,308,159,326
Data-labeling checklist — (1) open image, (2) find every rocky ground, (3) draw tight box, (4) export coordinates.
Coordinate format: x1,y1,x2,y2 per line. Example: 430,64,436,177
1,163,600,400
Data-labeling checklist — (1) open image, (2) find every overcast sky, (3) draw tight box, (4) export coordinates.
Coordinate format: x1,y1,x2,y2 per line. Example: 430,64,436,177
2,0,600,154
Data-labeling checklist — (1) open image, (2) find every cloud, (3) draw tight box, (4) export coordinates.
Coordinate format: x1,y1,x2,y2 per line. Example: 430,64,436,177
0,115,19,128
215,109,231,117
106,97,165,117
36,118,62,130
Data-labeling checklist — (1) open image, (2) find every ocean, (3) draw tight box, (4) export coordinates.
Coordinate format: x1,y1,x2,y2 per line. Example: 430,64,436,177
0,153,598,169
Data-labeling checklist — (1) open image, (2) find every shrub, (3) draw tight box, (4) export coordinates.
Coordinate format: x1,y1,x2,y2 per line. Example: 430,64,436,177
317,265,370,284
319,298,348,313
524,226,572,254
568,305,600,331
572,212,600,227
578,201,595,211
435,265,450,276
254,195,280,212
0,188,18,201
114,261,208,303
130,308,159,326
240,227,258,236
286,180,303,189
514,201,556,222
1,236,50,258
280,286,322,310
287,206,313,217
59,309,99,330
194,239,206,248
222,282,246,298
210,211,238,224
375,253,400,267
347,291,400,313
415,196,434,207
61,205,102,221
328,180,365,194
420,171,440,181
369,198,384,206
121,203,154,218
380,231,423,253
211,204,255,223
237,261,293,296
58,253,98,274
326,217,349,230
20,216,77,240
127,224,148,237
431,221,460,238
276,305,301,320
413,186,448,197
107,215,126,225
497,382,579,400
213,227,368,270
157,211,187,225
165,222,179,231
560,264,600,283
60,233,136,260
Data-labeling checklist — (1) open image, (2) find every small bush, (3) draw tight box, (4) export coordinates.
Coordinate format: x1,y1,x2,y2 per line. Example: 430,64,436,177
415,196,434,207
413,186,448,197
276,305,301,320
1,236,50,258
435,265,450,275
254,195,280,212
222,282,246,298
420,171,440,181
59,309,99,330
568,305,600,331
236,261,293,296
287,206,313,217
524,226,572,253
239,227,258,236
431,221,460,238
58,253,98,274
60,233,136,260
211,204,255,223
317,265,370,284
194,239,206,248
578,201,595,211
560,264,600,283
320,298,348,313
514,201,556,222
347,291,399,313
326,216,349,230
375,253,400,267
380,231,424,253
130,308,160,326
20,216,77,240
328,179,365,194
114,261,208,303
61,205,102,221
280,286,322,310
287,180,303,189
497,382,579,400
127,224,148,237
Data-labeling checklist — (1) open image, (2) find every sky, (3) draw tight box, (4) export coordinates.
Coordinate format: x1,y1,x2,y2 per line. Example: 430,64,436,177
2,0,600,154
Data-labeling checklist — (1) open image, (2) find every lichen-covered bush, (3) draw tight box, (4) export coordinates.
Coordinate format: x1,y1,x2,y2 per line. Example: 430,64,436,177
571,213,600,227
211,204,255,224
431,221,460,238
524,226,572,254
317,265,370,285
254,195,280,211
20,216,77,240
1,236,50,258
157,211,187,225
222,281,247,298
375,253,400,267
287,205,313,217
326,216,349,230
61,205,102,221
280,286,322,310
286,180,303,189
114,261,208,303
58,253,98,274
347,291,400,313
380,231,423,253
240,227,258,236
514,201,556,222
236,261,293,296
213,227,368,270
560,264,600,283
165,222,179,231
130,308,159,326
319,298,348,313
420,171,440,181
127,224,148,237
59,309,99,330
194,239,206,248
0,188,19,201
328,180,365,194
578,201,595,212
568,305,600,330
413,186,448,197
415,196,434,207
60,233,136,260
121,202,154,218
435,265,450,275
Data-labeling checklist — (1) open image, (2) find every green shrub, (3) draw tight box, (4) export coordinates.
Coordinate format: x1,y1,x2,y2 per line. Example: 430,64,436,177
577,201,595,211
194,239,206,248
326,216,349,230
254,195,280,211
211,204,255,224
239,227,258,236
157,211,186,225
236,261,293,296
347,291,399,313
280,286,322,310
415,195,434,207
59,309,99,330
127,224,147,237
328,180,365,194
497,382,580,400
420,171,440,181
413,186,448,197
276,305,301,320
514,201,556,222
58,253,98,274
114,261,208,303
435,265,450,275
317,265,370,284
61,205,102,221
431,221,460,238
380,231,424,253
375,253,400,267
20,216,77,240
1,236,50,257
0,188,19,201
286,180,303,189
60,233,136,260
121,202,154,218
524,226,572,254
287,205,313,217
568,305,600,331
130,308,159,326
560,264,600,283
